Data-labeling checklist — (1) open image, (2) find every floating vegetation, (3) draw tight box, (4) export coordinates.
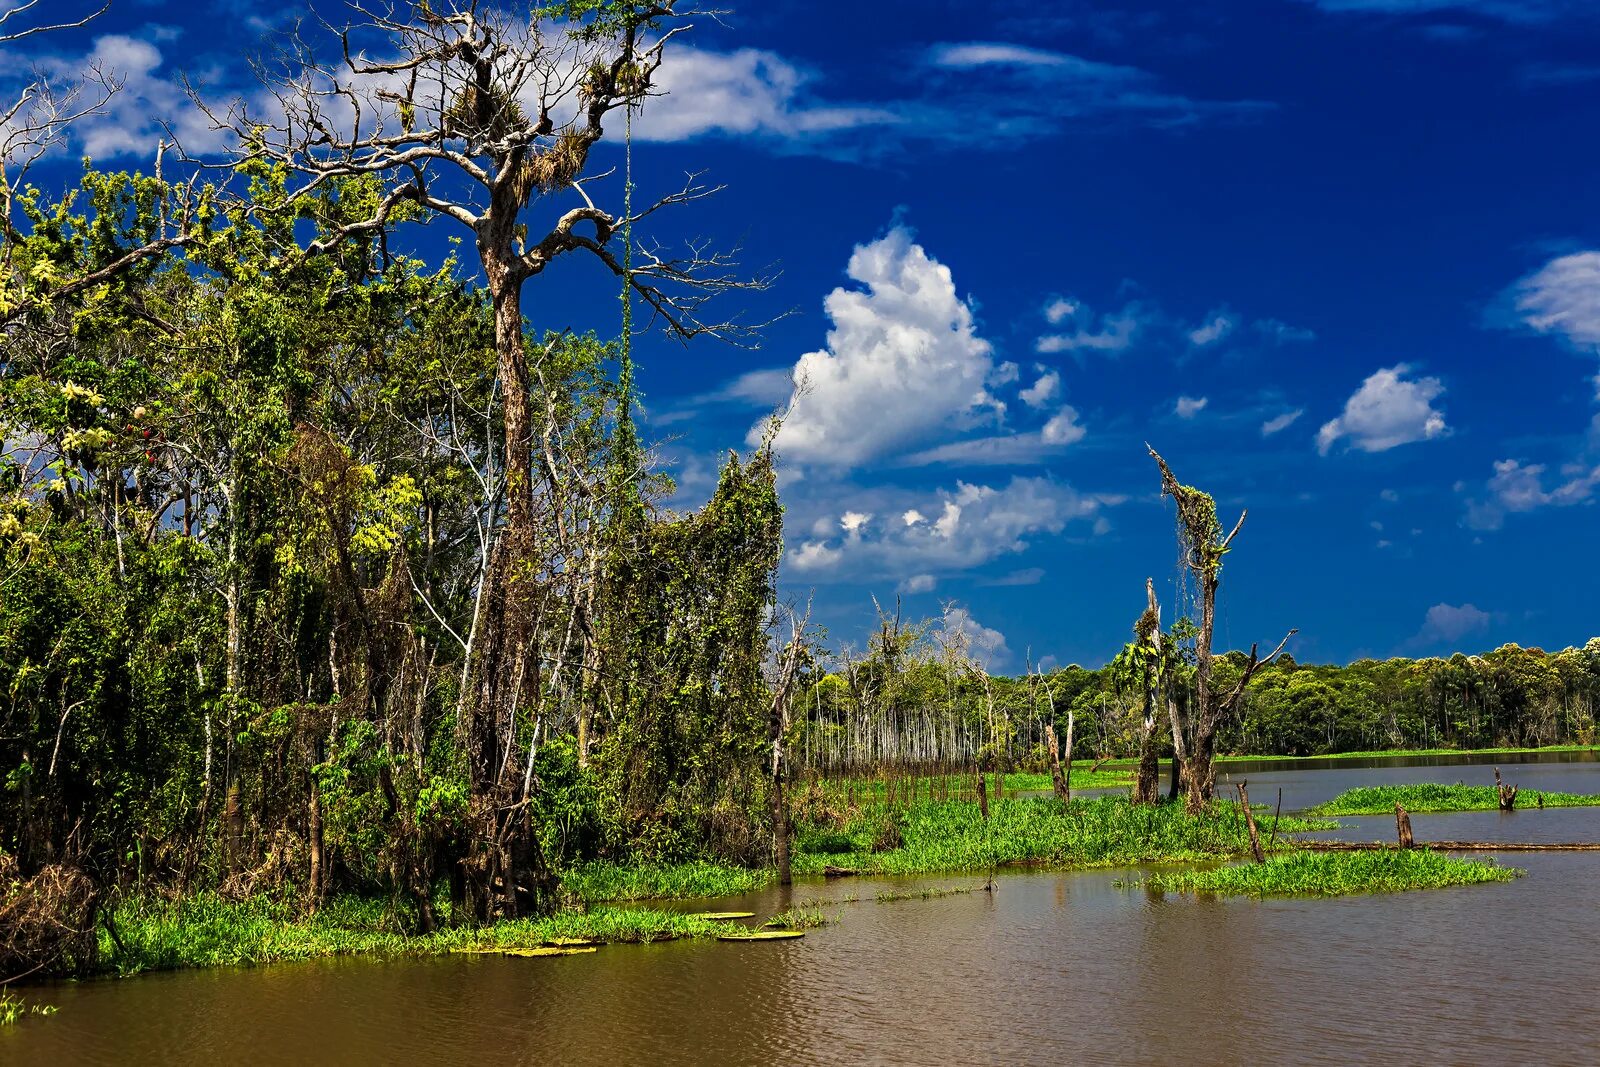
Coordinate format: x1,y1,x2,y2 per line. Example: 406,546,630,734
501,946,598,957
717,930,805,942
542,937,601,947
690,911,756,921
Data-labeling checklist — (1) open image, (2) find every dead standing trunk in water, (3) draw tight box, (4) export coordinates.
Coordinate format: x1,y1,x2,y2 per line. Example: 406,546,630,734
1148,445,1296,813
1494,767,1518,811
1132,578,1164,805
1236,781,1264,863
1046,712,1074,805
1395,803,1414,849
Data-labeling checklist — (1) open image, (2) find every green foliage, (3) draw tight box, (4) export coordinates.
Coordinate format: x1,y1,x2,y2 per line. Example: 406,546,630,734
1139,849,1521,897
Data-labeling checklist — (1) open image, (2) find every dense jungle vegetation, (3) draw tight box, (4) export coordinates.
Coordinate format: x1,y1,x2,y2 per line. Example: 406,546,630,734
1,0,1594,986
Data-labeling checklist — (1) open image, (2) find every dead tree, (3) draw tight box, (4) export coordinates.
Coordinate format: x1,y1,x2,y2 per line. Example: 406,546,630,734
1395,803,1414,849
768,602,812,886
193,2,769,920
1149,445,1296,812
1235,781,1264,863
1132,578,1163,805
1494,768,1518,811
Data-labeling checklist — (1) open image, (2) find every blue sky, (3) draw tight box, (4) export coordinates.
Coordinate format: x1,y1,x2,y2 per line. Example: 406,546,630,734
10,0,1600,668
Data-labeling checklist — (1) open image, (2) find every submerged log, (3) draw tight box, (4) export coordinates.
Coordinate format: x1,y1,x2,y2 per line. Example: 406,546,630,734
1395,803,1414,849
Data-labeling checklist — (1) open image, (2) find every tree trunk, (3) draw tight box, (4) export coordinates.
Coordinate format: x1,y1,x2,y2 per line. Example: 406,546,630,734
1395,803,1414,849
1046,721,1070,804
1237,781,1264,863
774,772,791,886
456,258,552,922
1494,767,1518,811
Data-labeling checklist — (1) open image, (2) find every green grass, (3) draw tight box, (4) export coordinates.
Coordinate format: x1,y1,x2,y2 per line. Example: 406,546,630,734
1139,849,1521,897
0,990,57,1026
1312,783,1600,816
560,860,768,903
790,795,1334,880
1005,769,1136,791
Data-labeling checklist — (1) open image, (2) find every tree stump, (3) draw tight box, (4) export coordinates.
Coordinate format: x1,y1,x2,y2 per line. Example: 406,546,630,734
1395,803,1414,849
976,769,990,821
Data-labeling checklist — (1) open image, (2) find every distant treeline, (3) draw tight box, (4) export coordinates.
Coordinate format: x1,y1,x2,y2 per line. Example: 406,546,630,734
794,637,1600,772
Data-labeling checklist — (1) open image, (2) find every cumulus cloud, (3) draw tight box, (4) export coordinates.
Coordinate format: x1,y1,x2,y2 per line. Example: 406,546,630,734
1408,603,1492,652
784,476,1108,580
900,405,1087,467
1316,365,1448,455
758,226,997,468
1174,395,1209,419
1261,409,1304,436
898,573,937,594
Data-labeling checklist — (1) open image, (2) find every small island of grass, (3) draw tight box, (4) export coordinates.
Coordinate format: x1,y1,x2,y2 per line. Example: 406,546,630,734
1140,849,1522,897
1312,783,1600,816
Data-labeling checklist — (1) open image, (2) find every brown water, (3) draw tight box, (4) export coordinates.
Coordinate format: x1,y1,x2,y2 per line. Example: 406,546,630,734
6,756,1599,1066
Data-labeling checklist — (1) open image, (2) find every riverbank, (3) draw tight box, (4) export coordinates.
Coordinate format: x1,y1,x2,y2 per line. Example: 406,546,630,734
1066,743,1596,770
65,792,1482,982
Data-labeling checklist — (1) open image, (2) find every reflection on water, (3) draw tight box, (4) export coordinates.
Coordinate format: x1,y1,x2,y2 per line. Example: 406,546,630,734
5,758,1599,1067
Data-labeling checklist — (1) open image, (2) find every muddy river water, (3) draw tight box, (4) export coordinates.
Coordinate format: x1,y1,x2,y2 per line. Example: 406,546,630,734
6,754,1598,1065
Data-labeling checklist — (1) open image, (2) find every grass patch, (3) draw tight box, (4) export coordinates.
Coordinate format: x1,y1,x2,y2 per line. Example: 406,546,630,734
1005,769,1136,791
560,860,768,903
98,893,733,977
1139,849,1521,897
1312,784,1600,816
791,795,1332,880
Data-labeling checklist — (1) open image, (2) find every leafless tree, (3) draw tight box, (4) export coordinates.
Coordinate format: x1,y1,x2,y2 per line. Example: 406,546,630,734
767,599,812,886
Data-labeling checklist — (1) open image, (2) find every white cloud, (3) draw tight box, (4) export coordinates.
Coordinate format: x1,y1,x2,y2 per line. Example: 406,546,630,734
928,42,1132,75
1043,297,1079,325
1316,365,1448,455
1174,395,1209,419
758,226,996,468
636,47,896,142
899,573,937,594
12,30,232,162
981,567,1046,587
900,405,1086,467
939,606,1009,668
840,511,872,535
1464,457,1600,530
784,476,1106,579
1188,311,1236,347
1299,0,1591,24
1035,301,1149,354
1261,409,1304,436
1410,603,1492,651
1019,370,1060,408
1505,250,1600,351
1255,319,1317,344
